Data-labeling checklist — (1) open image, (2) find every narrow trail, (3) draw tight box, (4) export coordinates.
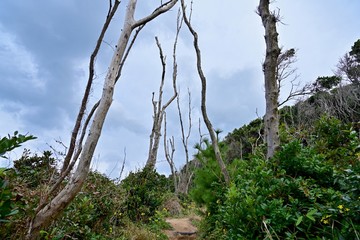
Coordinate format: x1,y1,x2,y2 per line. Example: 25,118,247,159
164,217,200,240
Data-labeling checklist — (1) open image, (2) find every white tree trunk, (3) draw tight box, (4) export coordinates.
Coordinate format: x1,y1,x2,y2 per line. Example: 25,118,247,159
26,0,178,238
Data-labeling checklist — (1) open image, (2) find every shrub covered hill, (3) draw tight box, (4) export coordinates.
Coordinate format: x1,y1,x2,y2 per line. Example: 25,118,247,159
190,41,360,238
191,92,360,239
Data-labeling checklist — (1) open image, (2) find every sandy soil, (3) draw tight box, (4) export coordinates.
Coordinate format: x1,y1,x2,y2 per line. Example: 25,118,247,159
164,217,200,240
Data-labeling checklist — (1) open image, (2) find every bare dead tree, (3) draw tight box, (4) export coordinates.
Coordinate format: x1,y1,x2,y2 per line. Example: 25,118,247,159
336,53,360,84
145,36,178,170
176,88,193,194
258,0,281,159
163,112,178,192
333,84,360,122
26,0,178,238
299,83,360,125
181,0,230,184
162,9,195,193
42,3,155,205
172,10,193,194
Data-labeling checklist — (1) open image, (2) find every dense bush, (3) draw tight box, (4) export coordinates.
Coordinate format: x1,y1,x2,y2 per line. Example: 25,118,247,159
0,132,35,224
0,150,64,238
13,150,57,188
45,171,122,239
120,167,172,222
225,118,264,161
1,151,173,239
0,168,18,223
190,151,224,207
315,115,360,166
192,117,360,239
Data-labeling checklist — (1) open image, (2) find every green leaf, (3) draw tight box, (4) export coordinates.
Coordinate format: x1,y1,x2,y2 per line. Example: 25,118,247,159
306,209,317,222
296,216,303,226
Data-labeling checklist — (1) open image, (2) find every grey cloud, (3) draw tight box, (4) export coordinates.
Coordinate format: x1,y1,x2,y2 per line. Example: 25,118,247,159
206,68,264,133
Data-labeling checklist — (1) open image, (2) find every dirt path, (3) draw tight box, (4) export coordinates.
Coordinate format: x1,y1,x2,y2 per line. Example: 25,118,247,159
164,217,200,240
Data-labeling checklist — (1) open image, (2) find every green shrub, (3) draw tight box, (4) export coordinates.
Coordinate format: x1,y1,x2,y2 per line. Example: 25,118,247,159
0,132,35,224
190,140,230,237
195,138,360,239
277,141,334,187
13,150,57,188
0,168,18,222
0,134,176,239
190,155,225,209
225,118,265,161
314,115,360,166
120,167,172,222
50,171,122,239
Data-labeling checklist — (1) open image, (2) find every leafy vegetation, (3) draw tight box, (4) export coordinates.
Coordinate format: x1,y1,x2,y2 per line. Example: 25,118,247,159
189,40,360,238
0,132,35,223
0,132,36,158
0,153,175,239
2,109,358,240
121,167,172,222
192,116,360,239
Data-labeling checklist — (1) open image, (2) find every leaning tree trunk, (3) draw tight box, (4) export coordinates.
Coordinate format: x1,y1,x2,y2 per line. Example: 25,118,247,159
26,0,178,239
180,0,230,184
258,0,281,159
26,5,134,239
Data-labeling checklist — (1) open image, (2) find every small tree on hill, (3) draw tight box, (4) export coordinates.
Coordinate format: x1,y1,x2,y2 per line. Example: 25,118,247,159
337,39,360,84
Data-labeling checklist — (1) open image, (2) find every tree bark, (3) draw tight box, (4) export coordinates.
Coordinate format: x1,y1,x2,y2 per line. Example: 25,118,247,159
26,0,178,239
258,0,281,159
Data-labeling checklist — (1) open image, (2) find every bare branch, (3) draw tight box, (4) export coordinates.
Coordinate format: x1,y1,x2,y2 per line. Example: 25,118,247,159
163,112,178,192
176,88,193,194
276,48,312,107
177,89,191,168
133,0,178,29
118,147,126,181
336,53,360,84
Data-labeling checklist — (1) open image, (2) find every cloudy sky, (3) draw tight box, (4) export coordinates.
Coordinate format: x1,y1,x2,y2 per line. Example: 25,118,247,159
1,0,359,179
